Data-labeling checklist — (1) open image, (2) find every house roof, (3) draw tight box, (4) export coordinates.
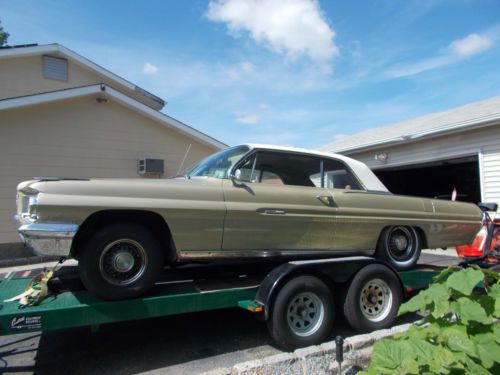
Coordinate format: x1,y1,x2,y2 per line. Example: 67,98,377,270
0,84,227,150
0,43,166,110
320,96,500,154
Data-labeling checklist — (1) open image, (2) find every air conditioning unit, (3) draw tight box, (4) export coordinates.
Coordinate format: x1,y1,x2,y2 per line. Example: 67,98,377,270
138,159,164,175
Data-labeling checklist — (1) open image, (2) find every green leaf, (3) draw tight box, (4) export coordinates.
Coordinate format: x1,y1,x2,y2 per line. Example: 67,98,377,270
428,346,456,373
450,297,491,324
446,268,484,296
399,290,431,315
494,325,500,344
407,339,437,364
473,333,500,368
432,266,458,284
489,283,500,318
467,363,493,375
440,326,477,358
370,339,415,370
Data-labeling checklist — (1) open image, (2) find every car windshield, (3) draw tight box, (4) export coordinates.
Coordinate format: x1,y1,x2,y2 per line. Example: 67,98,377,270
187,145,250,179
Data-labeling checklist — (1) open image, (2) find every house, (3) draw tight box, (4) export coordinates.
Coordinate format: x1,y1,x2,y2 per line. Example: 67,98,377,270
0,44,226,247
320,97,500,208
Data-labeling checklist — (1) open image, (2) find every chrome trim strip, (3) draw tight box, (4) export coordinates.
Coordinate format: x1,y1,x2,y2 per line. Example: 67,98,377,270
18,223,79,256
178,249,373,260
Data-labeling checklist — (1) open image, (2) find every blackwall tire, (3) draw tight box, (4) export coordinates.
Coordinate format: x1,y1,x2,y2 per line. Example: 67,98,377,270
266,275,334,350
343,264,402,332
79,223,164,300
376,226,421,271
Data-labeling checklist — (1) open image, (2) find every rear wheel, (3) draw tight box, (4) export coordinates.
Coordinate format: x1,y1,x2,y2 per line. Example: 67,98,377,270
343,264,402,332
267,275,334,350
79,223,164,300
376,226,421,270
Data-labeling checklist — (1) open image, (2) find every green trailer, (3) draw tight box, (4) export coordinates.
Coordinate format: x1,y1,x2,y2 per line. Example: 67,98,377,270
0,257,444,349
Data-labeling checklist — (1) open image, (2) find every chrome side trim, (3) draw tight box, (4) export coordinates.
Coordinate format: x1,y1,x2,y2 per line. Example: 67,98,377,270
18,223,79,256
178,249,374,260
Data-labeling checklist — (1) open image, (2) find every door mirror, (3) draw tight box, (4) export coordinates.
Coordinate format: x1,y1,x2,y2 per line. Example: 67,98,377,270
231,169,242,181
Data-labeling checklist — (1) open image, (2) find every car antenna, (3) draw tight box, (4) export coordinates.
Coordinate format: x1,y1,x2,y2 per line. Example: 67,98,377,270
177,143,192,177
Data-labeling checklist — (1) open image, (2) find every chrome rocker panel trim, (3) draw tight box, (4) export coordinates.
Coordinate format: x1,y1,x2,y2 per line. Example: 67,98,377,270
18,223,79,256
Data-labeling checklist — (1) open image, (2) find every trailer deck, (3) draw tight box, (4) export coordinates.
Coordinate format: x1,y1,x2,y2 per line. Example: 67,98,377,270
0,260,444,336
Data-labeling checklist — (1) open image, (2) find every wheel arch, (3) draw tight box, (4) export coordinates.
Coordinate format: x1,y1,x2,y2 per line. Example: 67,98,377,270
71,209,176,262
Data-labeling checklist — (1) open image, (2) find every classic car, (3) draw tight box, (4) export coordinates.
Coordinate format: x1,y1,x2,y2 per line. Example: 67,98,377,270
15,144,482,300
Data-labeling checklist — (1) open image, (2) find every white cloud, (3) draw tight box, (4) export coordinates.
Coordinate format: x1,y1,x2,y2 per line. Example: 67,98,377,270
206,0,338,73
449,33,492,58
235,113,260,124
142,62,159,74
384,32,494,79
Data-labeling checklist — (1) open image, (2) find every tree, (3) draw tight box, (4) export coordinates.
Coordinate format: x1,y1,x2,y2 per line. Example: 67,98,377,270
0,19,9,46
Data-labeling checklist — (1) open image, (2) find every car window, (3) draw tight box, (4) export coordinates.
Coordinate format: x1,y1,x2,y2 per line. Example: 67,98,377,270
323,158,362,190
187,145,249,179
244,151,321,188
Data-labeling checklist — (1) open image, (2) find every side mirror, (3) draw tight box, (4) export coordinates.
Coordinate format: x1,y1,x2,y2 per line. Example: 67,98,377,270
231,169,242,182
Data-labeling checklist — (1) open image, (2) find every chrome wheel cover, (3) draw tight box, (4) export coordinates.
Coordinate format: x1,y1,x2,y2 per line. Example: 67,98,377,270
387,226,414,261
99,239,148,286
286,292,325,337
359,278,393,322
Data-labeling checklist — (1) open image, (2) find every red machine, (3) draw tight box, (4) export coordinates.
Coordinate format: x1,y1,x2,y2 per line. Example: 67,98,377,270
456,216,499,263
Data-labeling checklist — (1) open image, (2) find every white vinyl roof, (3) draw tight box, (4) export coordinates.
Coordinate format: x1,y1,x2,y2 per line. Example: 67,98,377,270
244,143,389,192
321,96,500,154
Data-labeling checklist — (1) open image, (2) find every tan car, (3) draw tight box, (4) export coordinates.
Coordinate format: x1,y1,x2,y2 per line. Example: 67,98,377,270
15,144,482,300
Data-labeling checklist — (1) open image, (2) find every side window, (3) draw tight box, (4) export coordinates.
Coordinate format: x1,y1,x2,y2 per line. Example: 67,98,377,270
260,171,284,185
252,152,321,188
238,155,258,182
323,159,362,190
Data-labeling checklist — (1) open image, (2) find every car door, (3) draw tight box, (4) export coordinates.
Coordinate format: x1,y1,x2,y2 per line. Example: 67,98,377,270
222,150,337,255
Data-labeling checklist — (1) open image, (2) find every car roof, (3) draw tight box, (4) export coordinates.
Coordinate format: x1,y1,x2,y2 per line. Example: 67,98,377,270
240,144,389,192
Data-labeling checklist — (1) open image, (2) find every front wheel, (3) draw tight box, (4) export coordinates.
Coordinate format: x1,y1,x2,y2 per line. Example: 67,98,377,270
79,223,164,300
266,275,334,350
375,226,421,270
342,264,403,332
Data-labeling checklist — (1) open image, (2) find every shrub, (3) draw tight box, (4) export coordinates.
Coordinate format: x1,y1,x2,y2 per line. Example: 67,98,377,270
361,265,500,374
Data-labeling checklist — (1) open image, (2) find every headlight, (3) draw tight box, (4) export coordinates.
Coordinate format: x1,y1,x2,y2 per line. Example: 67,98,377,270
28,194,39,220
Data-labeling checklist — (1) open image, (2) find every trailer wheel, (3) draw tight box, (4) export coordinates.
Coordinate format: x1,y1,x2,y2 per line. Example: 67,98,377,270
376,226,421,271
343,264,402,332
79,223,164,300
267,275,334,350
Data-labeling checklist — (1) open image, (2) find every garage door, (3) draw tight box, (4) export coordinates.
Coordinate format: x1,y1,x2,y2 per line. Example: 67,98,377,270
374,155,481,204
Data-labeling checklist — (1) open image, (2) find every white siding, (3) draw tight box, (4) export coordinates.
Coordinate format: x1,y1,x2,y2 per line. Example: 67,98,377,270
482,143,500,203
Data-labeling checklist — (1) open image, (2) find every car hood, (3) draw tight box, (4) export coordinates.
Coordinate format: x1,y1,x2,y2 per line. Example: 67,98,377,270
17,177,223,200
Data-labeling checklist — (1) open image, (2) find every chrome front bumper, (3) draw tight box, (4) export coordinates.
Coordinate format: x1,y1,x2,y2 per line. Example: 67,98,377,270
17,222,79,256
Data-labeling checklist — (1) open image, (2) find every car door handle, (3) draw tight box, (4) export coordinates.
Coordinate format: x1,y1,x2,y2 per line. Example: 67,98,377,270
259,208,287,215
317,195,336,207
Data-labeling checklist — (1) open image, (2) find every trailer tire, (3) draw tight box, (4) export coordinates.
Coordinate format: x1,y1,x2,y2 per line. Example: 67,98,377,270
79,223,164,300
376,226,421,271
343,264,402,332
267,275,334,350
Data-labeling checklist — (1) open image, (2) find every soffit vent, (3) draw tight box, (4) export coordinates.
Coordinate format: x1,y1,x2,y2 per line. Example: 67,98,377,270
43,55,68,81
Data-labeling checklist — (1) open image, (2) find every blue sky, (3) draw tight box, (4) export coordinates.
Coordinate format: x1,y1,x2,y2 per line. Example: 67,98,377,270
1,0,500,148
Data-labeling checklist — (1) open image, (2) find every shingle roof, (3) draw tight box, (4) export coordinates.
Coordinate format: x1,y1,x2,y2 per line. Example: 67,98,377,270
320,96,500,153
